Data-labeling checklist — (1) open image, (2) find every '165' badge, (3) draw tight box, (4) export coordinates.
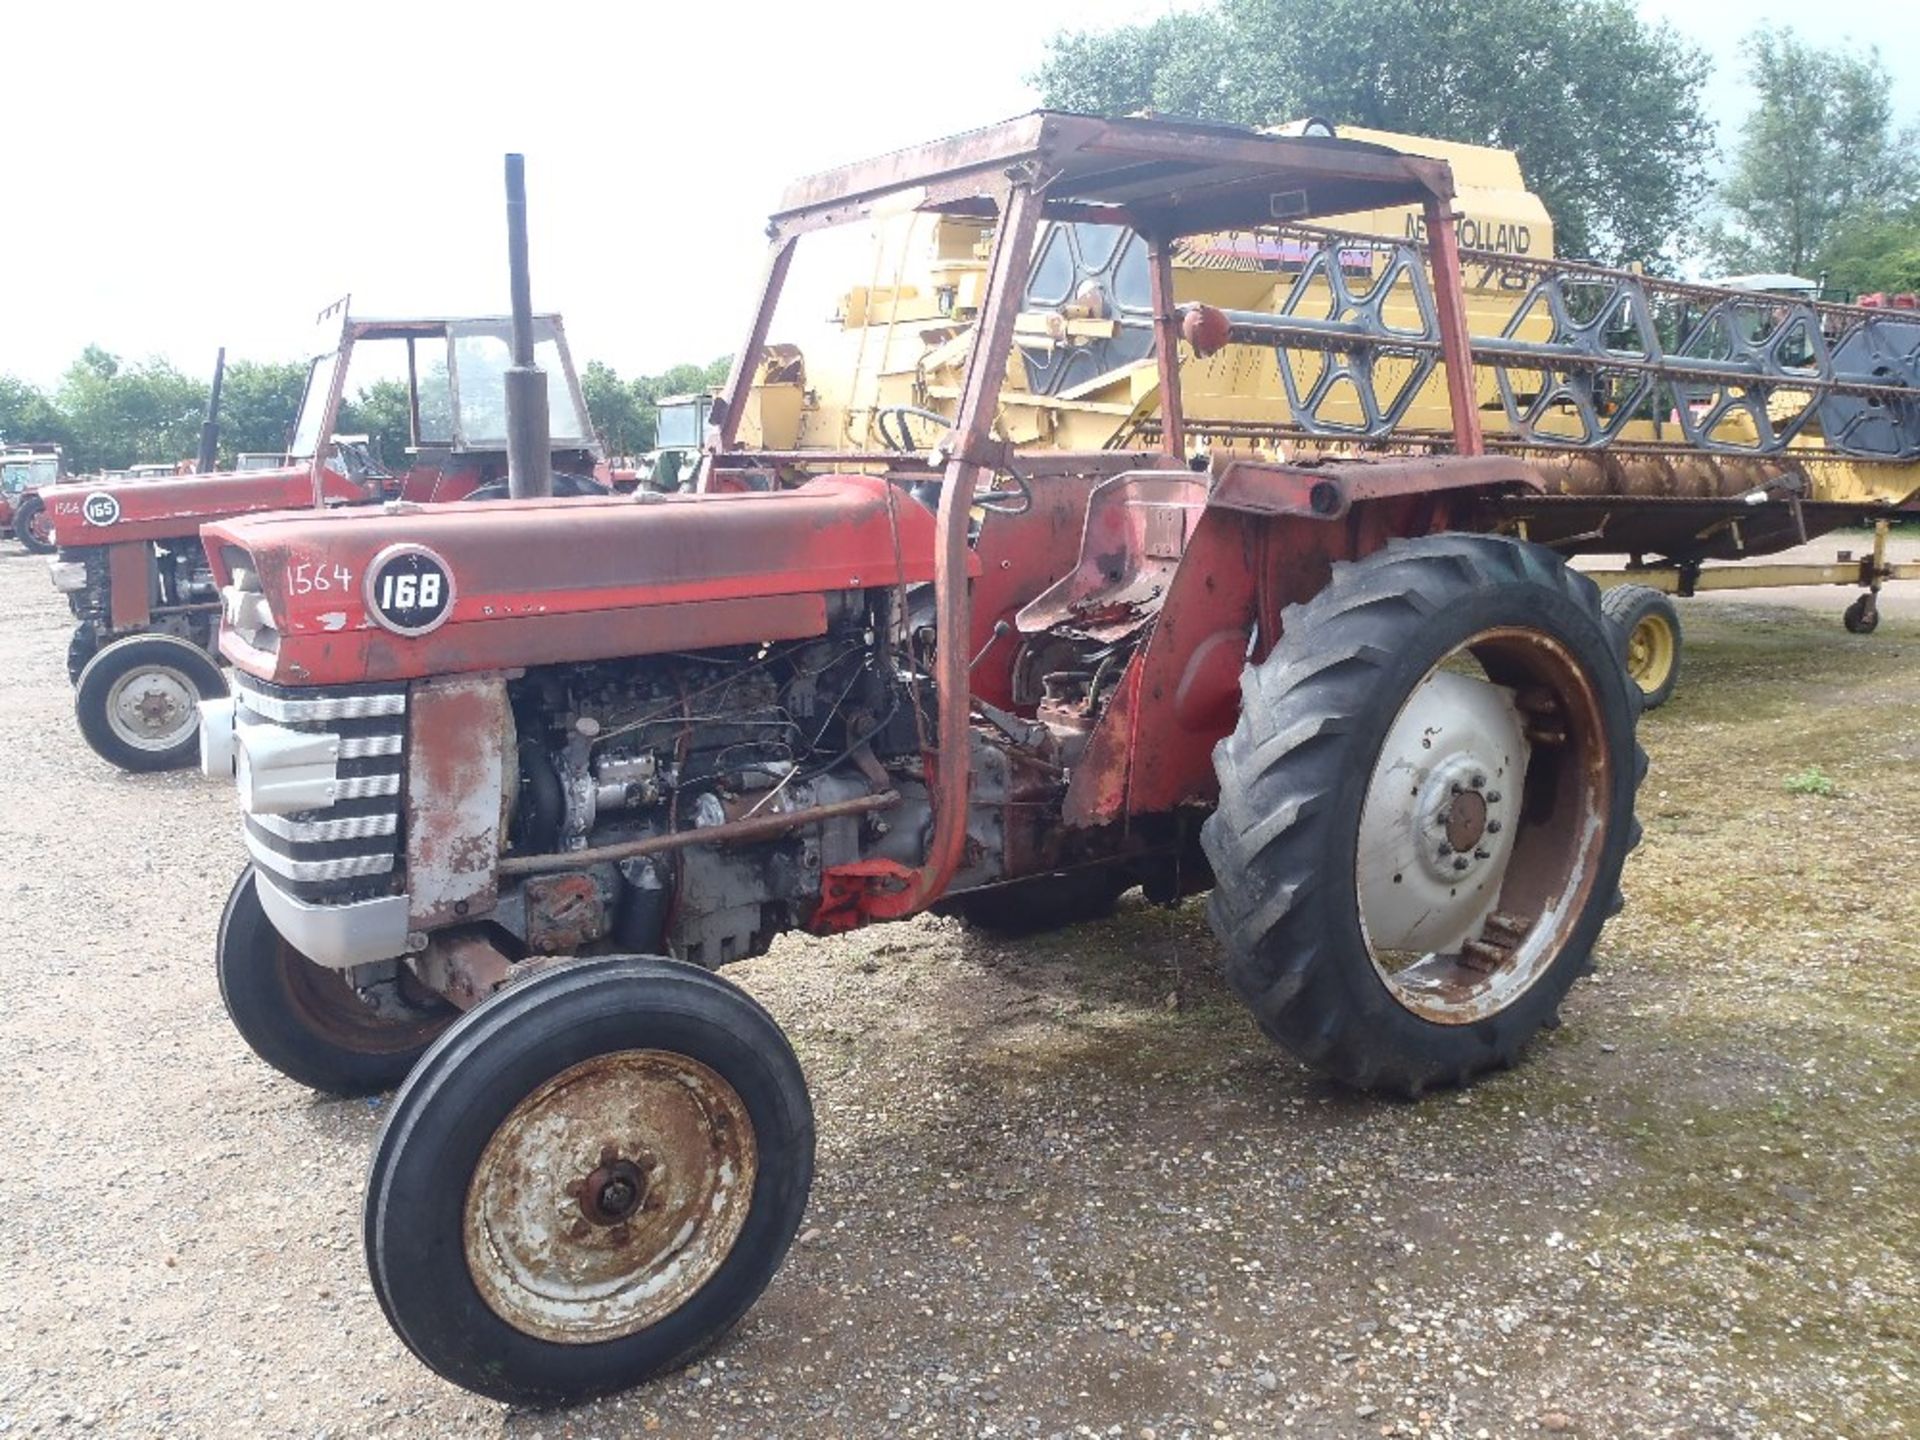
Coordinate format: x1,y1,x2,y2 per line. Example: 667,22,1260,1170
82,492,121,526
364,544,455,636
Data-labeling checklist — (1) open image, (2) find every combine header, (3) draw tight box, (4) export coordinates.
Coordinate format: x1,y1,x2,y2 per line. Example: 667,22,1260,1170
195,115,1667,1403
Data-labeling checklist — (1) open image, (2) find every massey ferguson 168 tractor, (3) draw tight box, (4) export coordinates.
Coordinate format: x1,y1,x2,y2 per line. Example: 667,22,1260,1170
196,114,1655,1403
49,304,604,771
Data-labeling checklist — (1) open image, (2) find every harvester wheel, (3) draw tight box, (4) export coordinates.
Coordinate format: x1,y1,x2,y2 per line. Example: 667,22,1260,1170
365,956,813,1405
1843,594,1880,634
940,869,1130,936
12,494,54,553
1601,584,1682,709
73,633,227,772
1201,534,1645,1096
217,867,452,1094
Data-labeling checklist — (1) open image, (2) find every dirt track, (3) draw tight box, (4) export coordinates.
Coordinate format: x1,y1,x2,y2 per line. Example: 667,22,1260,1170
0,544,1913,1440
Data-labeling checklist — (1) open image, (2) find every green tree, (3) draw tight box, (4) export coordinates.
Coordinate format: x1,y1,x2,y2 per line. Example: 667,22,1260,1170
1707,29,1920,279
1820,209,1920,296
1033,0,1715,264
216,359,308,464
0,376,72,452
582,360,654,457
56,347,207,473
336,379,414,466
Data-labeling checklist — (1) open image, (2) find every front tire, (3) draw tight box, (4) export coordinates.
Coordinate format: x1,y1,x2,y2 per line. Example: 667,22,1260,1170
1202,534,1645,1095
217,866,452,1094
1602,584,1682,709
13,493,54,553
365,956,815,1406
73,632,226,771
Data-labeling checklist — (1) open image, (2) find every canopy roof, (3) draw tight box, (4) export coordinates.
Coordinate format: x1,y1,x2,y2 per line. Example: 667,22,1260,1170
771,110,1456,238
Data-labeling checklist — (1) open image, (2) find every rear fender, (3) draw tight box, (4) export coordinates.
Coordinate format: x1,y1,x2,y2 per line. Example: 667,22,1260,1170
1059,456,1545,826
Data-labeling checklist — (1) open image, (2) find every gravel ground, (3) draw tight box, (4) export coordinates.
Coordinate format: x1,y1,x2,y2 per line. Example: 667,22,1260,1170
0,542,1914,1440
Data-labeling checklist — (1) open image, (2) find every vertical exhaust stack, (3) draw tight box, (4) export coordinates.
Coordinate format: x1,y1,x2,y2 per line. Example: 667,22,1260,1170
197,347,226,475
503,153,553,499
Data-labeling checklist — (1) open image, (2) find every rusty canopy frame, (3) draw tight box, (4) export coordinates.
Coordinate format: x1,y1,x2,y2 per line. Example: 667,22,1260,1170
709,110,1485,919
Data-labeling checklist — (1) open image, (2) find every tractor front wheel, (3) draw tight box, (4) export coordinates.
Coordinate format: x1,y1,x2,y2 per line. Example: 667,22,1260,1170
73,633,225,771
217,866,453,1095
1843,594,1880,634
1202,534,1645,1095
364,956,815,1405
1602,584,1682,709
12,493,54,553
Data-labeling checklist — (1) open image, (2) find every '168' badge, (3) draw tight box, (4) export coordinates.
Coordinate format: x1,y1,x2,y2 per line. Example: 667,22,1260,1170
364,544,455,636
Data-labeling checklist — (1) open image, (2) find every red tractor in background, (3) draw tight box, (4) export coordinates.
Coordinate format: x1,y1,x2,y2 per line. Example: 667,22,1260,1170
2,445,64,551
49,303,606,770
199,115,1646,1404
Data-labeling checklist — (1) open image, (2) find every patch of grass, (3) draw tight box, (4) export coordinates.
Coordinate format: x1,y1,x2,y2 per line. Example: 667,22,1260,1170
1783,764,1839,796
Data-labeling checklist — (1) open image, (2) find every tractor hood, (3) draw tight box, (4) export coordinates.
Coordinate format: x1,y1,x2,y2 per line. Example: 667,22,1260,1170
46,465,354,549
206,473,950,686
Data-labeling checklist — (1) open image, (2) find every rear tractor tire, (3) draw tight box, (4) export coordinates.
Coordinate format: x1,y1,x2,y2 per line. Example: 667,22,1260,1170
12,493,54,553
66,626,99,687
1202,533,1646,1096
1601,584,1682,709
365,956,815,1406
72,632,226,772
217,866,454,1095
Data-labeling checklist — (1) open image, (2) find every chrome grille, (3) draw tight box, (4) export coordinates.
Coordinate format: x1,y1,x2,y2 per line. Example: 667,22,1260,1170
233,672,408,900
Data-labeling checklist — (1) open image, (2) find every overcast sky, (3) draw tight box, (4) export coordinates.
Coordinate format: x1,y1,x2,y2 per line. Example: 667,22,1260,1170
3,0,1916,392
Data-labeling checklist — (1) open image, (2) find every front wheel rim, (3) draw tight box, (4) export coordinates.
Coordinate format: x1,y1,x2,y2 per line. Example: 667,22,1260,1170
464,1048,758,1345
1355,627,1610,1025
104,664,199,751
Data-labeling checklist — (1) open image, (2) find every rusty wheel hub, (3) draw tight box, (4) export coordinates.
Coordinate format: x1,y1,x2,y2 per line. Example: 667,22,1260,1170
464,1049,757,1345
1355,630,1608,1025
104,665,197,751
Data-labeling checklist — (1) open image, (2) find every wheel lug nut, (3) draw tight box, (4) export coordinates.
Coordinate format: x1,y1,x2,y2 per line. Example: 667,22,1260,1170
1487,791,1501,804
1470,775,1486,789
1474,849,1490,860
1452,856,1470,872
1487,820,1502,834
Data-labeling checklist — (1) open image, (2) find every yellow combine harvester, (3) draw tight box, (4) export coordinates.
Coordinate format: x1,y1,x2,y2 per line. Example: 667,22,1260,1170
728,120,1916,706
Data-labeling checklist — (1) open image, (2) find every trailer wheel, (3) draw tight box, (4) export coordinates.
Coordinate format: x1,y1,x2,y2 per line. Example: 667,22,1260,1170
1202,534,1645,1096
365,956,814,1406
12,493,54,553
73,633,226,771
1843,594,1880,634
66,626,98,687
217,867,452,1095
939,869,1130,936
1601,584,1682,709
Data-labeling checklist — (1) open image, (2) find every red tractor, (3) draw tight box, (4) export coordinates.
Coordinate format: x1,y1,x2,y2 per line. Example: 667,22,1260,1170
47,303,605,770
198,115,1644,1404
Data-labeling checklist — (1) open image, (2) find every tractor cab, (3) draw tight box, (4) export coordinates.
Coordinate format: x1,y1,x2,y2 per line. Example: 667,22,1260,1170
640,391,714,491
286,305,602,505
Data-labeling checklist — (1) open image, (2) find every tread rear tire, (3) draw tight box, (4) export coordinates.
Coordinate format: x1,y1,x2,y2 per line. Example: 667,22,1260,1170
13,493,54,553
1201,534,1645,1095
217,866,452,1095
939,869,1130,937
